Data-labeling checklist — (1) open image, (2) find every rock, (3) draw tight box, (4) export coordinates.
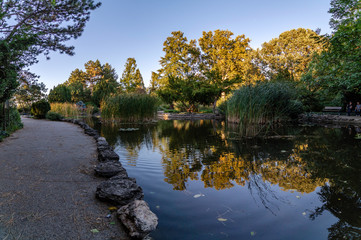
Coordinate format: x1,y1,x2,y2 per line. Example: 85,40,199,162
95,161,128,178
118,200,158,239
98,149,119,161
84,128,99,138
96,176,143,206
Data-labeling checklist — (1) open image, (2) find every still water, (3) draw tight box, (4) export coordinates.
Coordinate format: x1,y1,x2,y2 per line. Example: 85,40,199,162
90,119,361,239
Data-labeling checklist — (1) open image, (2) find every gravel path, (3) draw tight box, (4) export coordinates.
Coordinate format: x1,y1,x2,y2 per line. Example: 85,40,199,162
0,117,130,240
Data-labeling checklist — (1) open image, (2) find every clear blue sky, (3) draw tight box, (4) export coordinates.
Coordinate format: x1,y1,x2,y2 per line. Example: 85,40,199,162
29,0,332,92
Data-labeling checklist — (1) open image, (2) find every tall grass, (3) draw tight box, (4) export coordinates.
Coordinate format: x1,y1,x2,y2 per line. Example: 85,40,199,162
50,103,80,118
101,94,159,122
227,82,302,136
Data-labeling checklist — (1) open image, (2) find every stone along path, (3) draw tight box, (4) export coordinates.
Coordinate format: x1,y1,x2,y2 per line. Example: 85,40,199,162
0,117,129,240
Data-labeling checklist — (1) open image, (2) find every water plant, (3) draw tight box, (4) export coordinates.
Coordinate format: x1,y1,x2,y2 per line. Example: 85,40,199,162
50,102,80,119
101,94,158,122
226,81,302,136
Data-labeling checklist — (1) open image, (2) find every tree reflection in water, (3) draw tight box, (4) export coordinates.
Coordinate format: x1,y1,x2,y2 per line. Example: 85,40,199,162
91,119,361,239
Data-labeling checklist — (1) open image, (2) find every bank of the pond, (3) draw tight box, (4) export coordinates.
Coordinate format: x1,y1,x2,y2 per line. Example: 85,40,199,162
0,117,130,240
157,112,225,120
299,113,361,126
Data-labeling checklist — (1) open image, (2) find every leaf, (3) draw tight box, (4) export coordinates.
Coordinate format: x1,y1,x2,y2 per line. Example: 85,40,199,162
296,195,301,199
193,193,205,198
110,222,116,225
90,229,99,233
217,218,227,222
108,206,117,211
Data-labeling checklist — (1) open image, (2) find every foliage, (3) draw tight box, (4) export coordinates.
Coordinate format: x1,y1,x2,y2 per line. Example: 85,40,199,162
0,107,23,140
0,40,18,103
31,99,50,118
48,84,71,103
67,80,91,103
301,1,361,102
14,71,47,112
155,30,256,111
255,28,325,81
227,82,302,135
120,58,145,93
50,102,80,118
46,111,63,121
0,0,100,103
92,63,119,106
101,94,159,122
0,0,101,66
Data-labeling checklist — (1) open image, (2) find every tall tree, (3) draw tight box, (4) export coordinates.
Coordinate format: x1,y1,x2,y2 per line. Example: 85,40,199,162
0,0,101,101
256,28,325,81
84,59,103,91
158,31,200,86
120,58,145,93
48,84,71,103
302,0,361,102
92,62,118,106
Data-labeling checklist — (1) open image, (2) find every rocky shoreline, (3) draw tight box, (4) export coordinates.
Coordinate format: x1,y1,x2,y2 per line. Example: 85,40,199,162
62,119,158,239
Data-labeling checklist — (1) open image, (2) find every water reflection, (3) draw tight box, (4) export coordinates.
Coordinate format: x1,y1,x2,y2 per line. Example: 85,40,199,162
89,119,361,239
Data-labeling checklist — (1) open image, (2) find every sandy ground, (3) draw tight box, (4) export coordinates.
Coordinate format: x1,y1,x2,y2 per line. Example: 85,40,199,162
0,117,130,240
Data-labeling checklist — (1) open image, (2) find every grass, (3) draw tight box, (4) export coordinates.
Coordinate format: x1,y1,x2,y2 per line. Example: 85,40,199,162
101,93,159,122
50,103,81,119
226,81,302,136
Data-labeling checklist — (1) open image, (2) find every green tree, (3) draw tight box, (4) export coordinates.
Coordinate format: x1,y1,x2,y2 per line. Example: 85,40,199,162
302,0,361,103
256,28,325,81
92,63,119,106
120,58,145,93
0,0,101,101
48,84,71,103
15,71,47,111
158,31,200,86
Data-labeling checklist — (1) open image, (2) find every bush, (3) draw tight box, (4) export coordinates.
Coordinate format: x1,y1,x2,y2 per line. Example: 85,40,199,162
101,93,159,122
0,107,23,141
227,81,303,128
46,111,63,121
31,99,50,119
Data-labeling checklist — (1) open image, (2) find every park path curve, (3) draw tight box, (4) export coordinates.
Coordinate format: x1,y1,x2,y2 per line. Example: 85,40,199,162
0,117,129,240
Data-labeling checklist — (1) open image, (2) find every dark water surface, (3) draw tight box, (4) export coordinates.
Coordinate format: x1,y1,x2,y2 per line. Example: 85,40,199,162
89,119,361,239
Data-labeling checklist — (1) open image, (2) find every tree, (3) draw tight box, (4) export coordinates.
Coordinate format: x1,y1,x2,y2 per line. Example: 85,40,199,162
0,0,101,101
120,58,145,93
301,0,361,103
256,28,325,82
158,31,200,86
48,84,71,103
15,71,47,111
92,63,119,106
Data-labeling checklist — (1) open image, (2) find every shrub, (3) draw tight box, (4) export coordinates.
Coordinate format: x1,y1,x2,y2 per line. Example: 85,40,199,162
0,107,23,141
46,111,63,121
31,99,50,118
101,93,159,122
227,82,303,134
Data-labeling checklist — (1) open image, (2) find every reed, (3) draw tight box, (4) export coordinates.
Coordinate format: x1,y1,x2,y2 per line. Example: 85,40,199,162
227,82,302,136
101,94,159,122
50,103,80,118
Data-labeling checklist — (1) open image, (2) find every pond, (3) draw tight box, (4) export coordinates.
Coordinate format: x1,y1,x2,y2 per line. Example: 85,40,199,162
89,119,361,239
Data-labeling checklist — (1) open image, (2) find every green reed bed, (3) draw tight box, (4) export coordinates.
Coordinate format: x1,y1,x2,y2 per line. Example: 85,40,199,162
227,82,302,136
50,103,80,118
101,94,159,122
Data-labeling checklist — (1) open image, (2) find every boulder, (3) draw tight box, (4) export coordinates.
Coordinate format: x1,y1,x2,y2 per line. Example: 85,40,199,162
118,200,158,239
94,161,128,178
98,149,119,161
96,176,143,206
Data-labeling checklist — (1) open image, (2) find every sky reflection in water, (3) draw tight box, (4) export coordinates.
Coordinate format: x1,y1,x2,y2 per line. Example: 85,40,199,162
90,119,361,240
